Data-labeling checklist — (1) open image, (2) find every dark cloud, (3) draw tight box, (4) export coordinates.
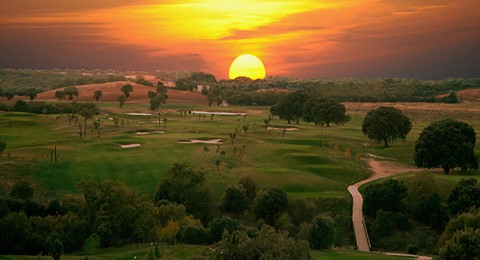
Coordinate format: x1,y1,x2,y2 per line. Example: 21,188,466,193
0,26,205,71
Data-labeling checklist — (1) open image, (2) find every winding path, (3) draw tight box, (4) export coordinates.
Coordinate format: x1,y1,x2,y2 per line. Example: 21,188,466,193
348,159,422,252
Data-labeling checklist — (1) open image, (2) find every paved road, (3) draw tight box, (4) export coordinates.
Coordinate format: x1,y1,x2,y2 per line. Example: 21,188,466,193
348,159,422,252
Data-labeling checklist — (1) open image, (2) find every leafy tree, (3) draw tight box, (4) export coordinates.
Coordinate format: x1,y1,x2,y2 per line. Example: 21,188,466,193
64,86,79,100
55,90,65,100
362,106,412,147
10,180,34,201
0,141,5,155
238,176,258,203
208,216,239,243
13,99,29,112
76,103,99,137
25,87,38,100
147,90,157,99
440,209,480,245
404,172,449,228
273,91,308,124
155,163,214,224
43,235,63,260
3,89,15,100
254,188,288,225
150,97,160,110
120,84,133,98
439,228,480,260
202,225,311,259
414,119,478,174
219,184,249,215
303,98,350,127
117,95,126,108
93,90,102,101
447,178,480,216
363,179,407,217
307,215,335,249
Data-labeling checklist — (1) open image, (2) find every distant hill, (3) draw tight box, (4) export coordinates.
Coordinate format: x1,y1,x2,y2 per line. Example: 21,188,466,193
36,81,208,106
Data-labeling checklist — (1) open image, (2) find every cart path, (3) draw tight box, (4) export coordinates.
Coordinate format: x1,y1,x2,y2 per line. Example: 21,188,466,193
348,159,422,252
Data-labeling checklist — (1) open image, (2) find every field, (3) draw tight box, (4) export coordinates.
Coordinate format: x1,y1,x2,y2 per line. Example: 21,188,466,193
1,92,480,258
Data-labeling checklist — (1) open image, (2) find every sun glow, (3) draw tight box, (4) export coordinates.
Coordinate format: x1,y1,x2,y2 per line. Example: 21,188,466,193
229,54,266,80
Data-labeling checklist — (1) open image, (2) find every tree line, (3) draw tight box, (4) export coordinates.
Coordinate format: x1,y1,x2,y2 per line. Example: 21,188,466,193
0,162,354,259
363,175,480,257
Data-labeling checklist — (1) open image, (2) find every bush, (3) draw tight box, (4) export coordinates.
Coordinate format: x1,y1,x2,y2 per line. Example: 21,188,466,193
407,244,419,254
307,215,335,249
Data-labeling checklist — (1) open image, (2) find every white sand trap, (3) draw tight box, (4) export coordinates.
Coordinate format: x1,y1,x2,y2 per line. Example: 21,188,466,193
178,139,223,144
135,131,165,135
192,111,247,116
267,127,299,131
119,143,141,148
125,113,152,116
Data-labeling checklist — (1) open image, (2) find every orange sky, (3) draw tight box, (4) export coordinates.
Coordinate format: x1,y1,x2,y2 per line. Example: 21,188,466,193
1,0,479,79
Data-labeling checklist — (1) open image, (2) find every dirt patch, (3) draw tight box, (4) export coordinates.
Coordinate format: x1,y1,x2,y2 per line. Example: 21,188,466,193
35,81,208,106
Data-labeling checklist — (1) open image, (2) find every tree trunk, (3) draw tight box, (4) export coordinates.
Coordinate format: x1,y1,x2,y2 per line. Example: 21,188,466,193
443,167,450,175
383,138,389,147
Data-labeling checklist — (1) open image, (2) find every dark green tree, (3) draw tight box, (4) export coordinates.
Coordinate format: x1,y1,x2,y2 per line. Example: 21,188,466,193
93,90,102,101
439,228,480,260
117,95,126,108
64,86,79,100
43,235,63,260
155,163,214,224
254,188,288,225
447,178,480,215
13,99,29,112
307,215,335,249
147,90,157,99
55,90,65,101
76,103,99,137
414,119,478,174
120,84,133,98
363,179,407,217
0,140,5,155
25,87,38,100
219,184,249,215
362,106,412,147
273,91,308,124
208,216,239,243
10,180,34,201
238,176,258,203
303,98,350,127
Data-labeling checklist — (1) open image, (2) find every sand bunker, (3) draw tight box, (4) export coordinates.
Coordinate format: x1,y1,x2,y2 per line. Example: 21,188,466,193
177,139,223,144
135,131,165,135
267,127,299,131
125,113,152,116
192,111,247,116
118,143,141,148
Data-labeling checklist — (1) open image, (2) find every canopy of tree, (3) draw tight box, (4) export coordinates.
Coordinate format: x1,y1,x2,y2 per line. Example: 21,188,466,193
414,119,478,174
303,98,350,127
362,106,412,147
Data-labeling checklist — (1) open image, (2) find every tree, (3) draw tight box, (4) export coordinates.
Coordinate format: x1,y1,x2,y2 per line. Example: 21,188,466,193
64,86,79,100
0,141,5,155
13,99,29,112
3,89,15,100
147,90,157,99
303,98,350,127
254,188,288,225
363,179,407,217
219,184,249,215
202,225,311,259
307,215,335,249
150,97,160,110
208,216,239,243
273,91,308,124
118,95,126,108
55,90,65,101
414,119,478,174
44,235,63,260
10,180,34,201
120,84,133,98
439,228,480,260
155,163,214,224
447,178,480,216
25,87,38,100
93,90,102,101
362,106,412,147
77,103,99,137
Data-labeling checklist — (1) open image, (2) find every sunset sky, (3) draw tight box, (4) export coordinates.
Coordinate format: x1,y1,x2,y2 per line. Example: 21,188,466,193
1,0,479,79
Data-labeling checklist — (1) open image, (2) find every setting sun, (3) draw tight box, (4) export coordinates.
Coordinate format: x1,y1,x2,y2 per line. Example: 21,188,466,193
229,54,266,80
